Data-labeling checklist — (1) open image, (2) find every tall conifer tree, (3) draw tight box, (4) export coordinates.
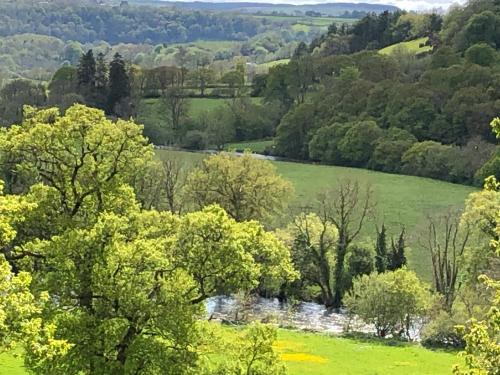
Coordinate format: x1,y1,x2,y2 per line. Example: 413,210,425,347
107,53,130,114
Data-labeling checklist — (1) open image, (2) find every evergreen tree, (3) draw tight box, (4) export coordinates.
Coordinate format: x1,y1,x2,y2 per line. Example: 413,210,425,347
388,228,407,270
94,52,108,110
76,49,96,102
107,53,130,114
375,224,388,272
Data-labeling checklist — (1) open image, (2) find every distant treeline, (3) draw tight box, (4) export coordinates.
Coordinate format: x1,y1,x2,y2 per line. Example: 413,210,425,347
0,1,264,44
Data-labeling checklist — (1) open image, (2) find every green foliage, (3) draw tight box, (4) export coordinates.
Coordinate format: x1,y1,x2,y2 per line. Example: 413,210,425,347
278,213,338,306
0,104,295,373
338,121,384,166
184,152,294,223
213,323,286,375
465,43,498,66
401,141,455,180
345,268,433,339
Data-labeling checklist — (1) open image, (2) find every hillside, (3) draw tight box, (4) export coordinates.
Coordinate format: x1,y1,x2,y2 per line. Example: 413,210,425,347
379,37,432,55
155,149,475,280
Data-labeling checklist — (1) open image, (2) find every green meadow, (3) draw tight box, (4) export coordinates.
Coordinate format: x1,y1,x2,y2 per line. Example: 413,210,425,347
379,37,432,55
0,329,460,375
225,139,274,152
155,149,475,280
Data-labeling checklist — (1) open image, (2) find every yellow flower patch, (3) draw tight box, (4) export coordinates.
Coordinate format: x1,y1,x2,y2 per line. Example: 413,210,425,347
281,353,328,364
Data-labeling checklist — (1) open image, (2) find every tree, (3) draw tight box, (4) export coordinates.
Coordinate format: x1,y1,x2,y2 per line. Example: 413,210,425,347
107,53,130,114
281,212,338,307
0,80,46,126
0,104,295,373
184,153,293,223
402,141,455,180
0,182,70,361
162,86,188,131
375,224,388,272
345,268,432,339
93,52,108,109
465,43,497,67
214,323,286,375
0,104,153,227
77,50,96,95
188,66,215,97
454,118,500,374
318,180,375,308
370,128,416,172
338,121,384,166
423,213,470,311
387,227,407,271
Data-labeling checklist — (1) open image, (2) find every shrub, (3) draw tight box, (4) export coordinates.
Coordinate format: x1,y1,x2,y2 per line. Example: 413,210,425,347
345,268,432,339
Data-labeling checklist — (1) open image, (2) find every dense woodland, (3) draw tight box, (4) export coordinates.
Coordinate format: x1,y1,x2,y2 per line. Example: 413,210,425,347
0,1,499,374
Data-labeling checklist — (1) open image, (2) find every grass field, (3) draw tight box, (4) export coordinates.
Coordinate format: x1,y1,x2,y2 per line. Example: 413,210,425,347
155,150,475,280
139,97,262,123
379,37,432,56
1,328,460,375
226,139,274,152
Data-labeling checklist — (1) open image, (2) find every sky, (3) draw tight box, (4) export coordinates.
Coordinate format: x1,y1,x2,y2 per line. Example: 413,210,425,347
167,0,467,11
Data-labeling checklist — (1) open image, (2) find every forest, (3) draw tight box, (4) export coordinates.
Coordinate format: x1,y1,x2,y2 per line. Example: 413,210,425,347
0,0,499,374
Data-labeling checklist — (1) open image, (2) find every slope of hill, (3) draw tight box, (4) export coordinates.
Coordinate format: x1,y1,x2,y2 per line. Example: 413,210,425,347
379,37,432,55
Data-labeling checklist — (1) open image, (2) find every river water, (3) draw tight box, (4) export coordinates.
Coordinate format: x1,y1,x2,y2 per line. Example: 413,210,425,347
205,295,375,335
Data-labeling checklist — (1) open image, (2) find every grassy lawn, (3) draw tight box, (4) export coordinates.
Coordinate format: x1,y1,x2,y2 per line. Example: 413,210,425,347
0,329,460,375
274,330,459,375
225,139,274,152
155,150,475,280
379,37,432,56
0,350,25,375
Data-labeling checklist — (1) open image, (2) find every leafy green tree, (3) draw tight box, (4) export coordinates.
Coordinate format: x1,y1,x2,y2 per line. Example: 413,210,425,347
345,268,432,339
308,123,352,165
465,43,498,67
0,104,153,225
454,119,500,373
184,153,293,223
402,141,455,180
370,128,416,172
338,121,384,166
275,103,316,159
280,212,338,307
214,323,286,375
0,80,46,126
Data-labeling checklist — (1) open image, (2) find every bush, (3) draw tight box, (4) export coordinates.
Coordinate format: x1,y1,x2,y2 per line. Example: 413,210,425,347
421,310,465,349
182,130,207,150
344,268,432,339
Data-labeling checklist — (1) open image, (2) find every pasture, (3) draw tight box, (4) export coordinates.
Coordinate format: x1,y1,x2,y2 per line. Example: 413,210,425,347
155,149,475,280
379,37,432,55
225,139,274,153
0,328,460,375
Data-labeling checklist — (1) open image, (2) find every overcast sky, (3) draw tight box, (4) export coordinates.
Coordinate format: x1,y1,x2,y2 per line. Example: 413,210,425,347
169,0,467,11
